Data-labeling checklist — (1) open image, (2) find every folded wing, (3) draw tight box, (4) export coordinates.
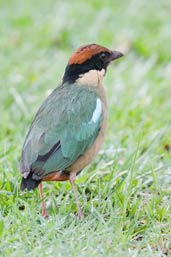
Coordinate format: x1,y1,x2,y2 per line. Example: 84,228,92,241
21,84,102,180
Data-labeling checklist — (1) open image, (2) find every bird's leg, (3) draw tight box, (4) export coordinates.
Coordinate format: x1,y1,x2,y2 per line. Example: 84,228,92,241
69,173,84,219
38,182,48,218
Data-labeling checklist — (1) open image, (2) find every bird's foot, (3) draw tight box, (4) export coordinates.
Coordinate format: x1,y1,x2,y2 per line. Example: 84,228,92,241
42,210,48,219
69,173,84,219
78,209,84,219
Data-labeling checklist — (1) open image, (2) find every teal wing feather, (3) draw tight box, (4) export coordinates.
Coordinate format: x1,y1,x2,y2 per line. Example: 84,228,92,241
21,84,102,179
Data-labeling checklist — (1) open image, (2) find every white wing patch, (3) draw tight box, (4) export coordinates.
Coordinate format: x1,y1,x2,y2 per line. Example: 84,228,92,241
77,98,102,141
89,98,102,124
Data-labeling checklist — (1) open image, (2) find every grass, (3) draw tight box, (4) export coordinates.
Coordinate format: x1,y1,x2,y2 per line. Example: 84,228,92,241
0,0,171,256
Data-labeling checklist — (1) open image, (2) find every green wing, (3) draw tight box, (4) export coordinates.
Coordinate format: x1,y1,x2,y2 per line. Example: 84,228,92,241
21,84,102,179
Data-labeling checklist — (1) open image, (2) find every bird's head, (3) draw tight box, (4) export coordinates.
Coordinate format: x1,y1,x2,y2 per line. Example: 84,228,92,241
62,44,123,86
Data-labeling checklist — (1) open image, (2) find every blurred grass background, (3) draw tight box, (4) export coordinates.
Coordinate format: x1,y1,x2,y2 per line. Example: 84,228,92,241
0,0,171,256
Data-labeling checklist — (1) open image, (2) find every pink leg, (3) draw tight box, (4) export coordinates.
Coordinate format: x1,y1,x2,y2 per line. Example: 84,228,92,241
69,173,84,219
38,182,48,218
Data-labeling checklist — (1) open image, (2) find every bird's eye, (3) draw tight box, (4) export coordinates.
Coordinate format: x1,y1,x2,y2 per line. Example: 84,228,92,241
100,53,106,59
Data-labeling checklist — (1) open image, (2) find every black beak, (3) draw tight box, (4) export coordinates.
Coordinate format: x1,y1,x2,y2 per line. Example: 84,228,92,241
107,50,124,62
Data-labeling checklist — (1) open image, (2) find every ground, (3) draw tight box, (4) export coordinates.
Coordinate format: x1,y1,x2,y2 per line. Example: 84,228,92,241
0,0,171,256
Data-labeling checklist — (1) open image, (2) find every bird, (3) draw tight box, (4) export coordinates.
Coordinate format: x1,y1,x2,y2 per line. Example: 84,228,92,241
20,44,123,218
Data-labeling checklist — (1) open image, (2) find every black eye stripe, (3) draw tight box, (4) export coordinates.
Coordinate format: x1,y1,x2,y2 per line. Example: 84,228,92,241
63,52,111,83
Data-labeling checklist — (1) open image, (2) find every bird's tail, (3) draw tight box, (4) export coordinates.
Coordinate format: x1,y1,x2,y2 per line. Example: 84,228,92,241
21,173,41,191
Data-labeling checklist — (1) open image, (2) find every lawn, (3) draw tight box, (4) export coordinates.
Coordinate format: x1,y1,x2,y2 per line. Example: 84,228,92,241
0,0,171,256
